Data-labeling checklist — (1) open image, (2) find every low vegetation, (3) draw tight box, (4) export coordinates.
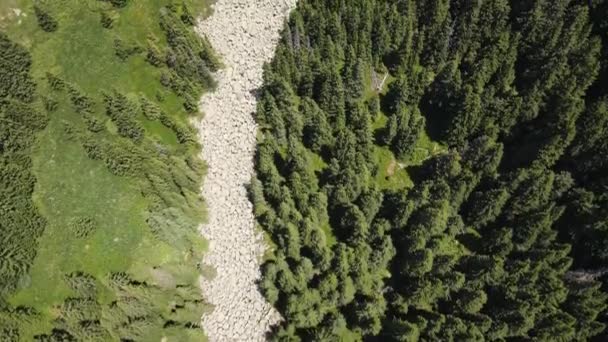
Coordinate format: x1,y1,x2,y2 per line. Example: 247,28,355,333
0,1,217,340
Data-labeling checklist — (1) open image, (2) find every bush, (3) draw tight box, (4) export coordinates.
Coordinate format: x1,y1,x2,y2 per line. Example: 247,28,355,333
103,141,145,176
100,12,114,29
180,5,194,25
158,6,220,96
101,0,129,8
67,85,95,115
34,6,58,32
1,34,36,102
83,115,105,133
0,36,47,300
182,93,198,113
114,39,143,61
82,136,105,161
159,113,196,144
146,45,165,67
45,73,65,91
42,96,58,113
103,91,144,143
140,97,161,120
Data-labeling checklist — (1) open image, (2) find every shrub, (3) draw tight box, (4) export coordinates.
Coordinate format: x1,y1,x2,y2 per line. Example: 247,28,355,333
100,12,114,29
146,46,165,67
83,115,105,133
0,34,36,102
45,73,65,91
0,36,47,299
140,97,162,120
103,140,144,176
67,85,95,115
34,6,58,32
103,91,144,143
82,136,105,161
114,39,143,61
158,6,220,95
101,0,129,8
182,93,198,113
42,96,58,113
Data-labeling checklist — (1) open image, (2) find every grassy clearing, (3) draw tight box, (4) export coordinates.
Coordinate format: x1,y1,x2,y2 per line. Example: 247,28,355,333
370,111,411,191
373,145,414,190
369,120,445,192
365,69,444,192
1,1,213,340
363,65,395,100
307,149,328,173
407,129,448,166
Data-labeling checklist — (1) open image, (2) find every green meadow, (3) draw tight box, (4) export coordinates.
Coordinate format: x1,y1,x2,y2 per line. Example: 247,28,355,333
0,1,216,340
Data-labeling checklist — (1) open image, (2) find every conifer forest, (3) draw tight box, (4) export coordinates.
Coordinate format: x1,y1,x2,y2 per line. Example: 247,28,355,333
253,0,608,340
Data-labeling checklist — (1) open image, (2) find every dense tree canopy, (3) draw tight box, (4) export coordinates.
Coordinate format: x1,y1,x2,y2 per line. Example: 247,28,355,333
254,0,608,340
0,33,47,301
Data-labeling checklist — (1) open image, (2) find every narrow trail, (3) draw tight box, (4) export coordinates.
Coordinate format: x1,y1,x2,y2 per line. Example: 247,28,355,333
195,0,296,341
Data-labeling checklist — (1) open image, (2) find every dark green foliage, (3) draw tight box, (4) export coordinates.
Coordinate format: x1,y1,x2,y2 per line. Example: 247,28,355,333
146,45,165,67
557,2,608,334
0,34,36,102
45,73,65,92
69,217,97,238
383,78,426,158
254,0,608,340
29,270,203,341
0,36,47,300
103,90,144,143
34,6,58,33
180,3,195,26
100,0,129,8
100,12,113,29
158,4,220,99
82,135,144,176
159,112,197,145
182,93,198,113
140,96,162,120
0,306,41,341
114,38,143,61
83,114,105,133
42,96,59,113
67,85,94,115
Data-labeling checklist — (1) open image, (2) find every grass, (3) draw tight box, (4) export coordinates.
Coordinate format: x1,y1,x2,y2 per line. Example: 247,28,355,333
369,116,446,191
373,145,414,190
143,118,180,147
364,67,446,191
304,148,338,245
370,111,414,191
307,148,328,173
363,65,395,100
371,110,389,131
1,1,212,340
11,112,148,306
365,67,414,191
407,129,448,166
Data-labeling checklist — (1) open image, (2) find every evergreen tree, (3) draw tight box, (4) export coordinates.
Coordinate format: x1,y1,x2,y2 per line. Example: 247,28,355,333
253,0,608,339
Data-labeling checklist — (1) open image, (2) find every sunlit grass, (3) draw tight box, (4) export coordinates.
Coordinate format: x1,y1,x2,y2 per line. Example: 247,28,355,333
3,1,211,340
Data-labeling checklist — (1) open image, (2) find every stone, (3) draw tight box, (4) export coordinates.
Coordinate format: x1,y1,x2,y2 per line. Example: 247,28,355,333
194,0,297,341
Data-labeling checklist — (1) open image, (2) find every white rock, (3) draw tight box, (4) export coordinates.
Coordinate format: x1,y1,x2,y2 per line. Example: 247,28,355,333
194,0,297,341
